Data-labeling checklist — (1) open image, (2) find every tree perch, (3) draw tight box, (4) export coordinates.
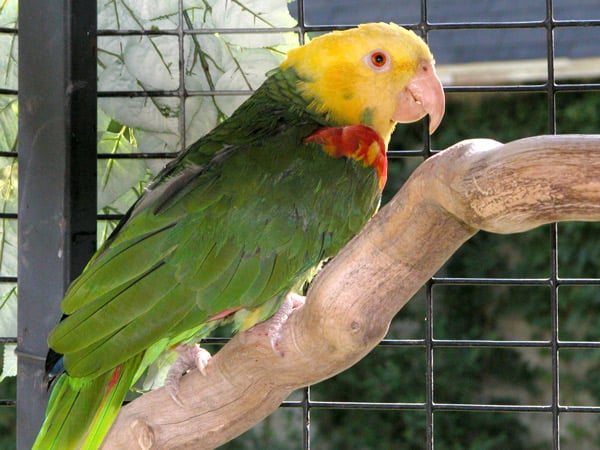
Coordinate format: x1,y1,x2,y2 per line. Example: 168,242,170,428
102,134,600,449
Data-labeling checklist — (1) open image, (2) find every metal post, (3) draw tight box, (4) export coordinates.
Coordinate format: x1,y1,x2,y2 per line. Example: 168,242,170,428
17,1,97,448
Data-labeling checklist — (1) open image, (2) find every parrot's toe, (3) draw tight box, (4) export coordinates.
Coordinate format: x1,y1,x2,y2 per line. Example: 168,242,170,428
165,344,212,406
267,292,306,356
287,292,306,309
192,345,212,375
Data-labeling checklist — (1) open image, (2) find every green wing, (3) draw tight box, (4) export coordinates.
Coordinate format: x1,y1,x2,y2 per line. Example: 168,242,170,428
36,66,382,450
48,117,381,379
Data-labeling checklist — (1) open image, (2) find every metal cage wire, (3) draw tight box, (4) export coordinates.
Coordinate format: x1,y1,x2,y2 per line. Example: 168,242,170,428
5,0,600,448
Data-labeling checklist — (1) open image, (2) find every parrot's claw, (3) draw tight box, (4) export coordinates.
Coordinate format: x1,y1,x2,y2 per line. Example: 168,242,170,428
165,344,212,406
267,292,306,356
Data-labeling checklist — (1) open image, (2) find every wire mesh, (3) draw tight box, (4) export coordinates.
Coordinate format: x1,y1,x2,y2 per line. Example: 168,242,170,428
8,0,600,448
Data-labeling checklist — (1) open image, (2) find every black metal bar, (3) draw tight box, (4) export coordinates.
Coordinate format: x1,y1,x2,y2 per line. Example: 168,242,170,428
177,0,188,154
98,89,254,96
426,279,435,449
199,336,600,350
423,19,600,29
550,227,561,450
302,386,311,450
16,1,97,448
97,152,176,159
433,340,600,348
432,276,551,285
281,399,600,414
95,82,600,98
296,2,309,446
97,26,300,36
445,83,600,94
97,213,125,222
544,2,560,449
420,5,436,449
94,17,600,37
296,0,306,46
67,1,99,278
432,277,600,286
302,400,428,411
0,276,17,283
553,83,600,92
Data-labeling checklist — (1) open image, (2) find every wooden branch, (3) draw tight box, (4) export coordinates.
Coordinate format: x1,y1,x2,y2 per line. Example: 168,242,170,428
103,135,600,449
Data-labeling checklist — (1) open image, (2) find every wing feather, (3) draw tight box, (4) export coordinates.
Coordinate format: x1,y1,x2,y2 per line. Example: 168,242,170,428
62,223,178,313
49,261,175,354
52,122,381,381
63,283,197,377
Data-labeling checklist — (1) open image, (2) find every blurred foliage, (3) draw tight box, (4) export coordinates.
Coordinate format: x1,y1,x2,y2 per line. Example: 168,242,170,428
0,377,15,450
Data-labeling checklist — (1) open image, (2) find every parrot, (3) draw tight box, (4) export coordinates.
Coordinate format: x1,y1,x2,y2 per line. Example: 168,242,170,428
33,22,445,449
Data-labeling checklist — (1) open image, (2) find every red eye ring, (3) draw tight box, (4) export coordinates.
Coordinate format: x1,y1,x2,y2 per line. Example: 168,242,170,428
370,51,387,67
363,50,391,72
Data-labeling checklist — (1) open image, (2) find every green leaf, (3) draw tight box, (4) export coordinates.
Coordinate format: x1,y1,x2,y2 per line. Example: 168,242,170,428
0,285,16,337
0,0,17,28
211,0,296,33
217,48,282,90
0,34,17,90
99,35,180,92
98,97,180,134
184,34,233,91
98,0,179,30
213,48,281,116
97,0,297,139
184,96,221,143
97,130,155,212
0,157,17,283
0,217,16,275
0,97,17,151
123,36,179,91
0,342,16,382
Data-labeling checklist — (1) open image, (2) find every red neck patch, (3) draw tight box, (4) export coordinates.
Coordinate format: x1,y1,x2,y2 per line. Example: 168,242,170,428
305,125,388,191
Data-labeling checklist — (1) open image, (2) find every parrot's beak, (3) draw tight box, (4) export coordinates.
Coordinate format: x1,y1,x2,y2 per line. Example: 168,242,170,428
393,60,445,134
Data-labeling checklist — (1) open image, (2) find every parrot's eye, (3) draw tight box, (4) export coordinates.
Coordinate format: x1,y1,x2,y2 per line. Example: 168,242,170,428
372,52,386,66
364,50,391,72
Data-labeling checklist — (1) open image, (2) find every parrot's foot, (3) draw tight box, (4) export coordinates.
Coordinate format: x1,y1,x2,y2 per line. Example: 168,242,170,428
165,344,212,407
267,292,306,356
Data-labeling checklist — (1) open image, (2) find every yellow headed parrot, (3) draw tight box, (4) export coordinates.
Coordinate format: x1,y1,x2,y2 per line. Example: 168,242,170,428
33,22,444,449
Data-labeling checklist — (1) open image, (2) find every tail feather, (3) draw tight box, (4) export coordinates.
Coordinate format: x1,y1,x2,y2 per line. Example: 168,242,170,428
33,355,142,449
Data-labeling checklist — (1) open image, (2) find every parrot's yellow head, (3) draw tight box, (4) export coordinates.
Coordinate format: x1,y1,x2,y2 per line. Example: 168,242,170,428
281,23,445,144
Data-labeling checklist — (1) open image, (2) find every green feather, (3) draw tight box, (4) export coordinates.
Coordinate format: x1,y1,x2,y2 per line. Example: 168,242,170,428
61,222,178,314
63,283,196,377
49,262,175,357
32,355,142,450
35,63,383,447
